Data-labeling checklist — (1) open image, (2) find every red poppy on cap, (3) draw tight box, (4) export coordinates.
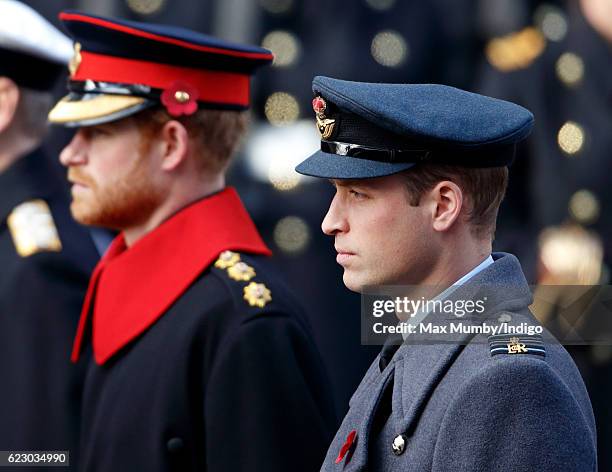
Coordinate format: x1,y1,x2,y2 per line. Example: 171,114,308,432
161,80,199,117
312,96,327,115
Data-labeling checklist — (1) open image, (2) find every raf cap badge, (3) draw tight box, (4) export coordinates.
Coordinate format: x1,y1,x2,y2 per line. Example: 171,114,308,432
243,282,272,308
312,96,336,139
7,200,62,257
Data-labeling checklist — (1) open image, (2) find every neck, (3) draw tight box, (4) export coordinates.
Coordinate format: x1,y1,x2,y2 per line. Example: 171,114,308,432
420,238,492,289
122,174,225,247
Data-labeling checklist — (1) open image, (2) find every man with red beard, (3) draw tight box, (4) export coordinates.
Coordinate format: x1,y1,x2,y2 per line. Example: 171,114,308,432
47,11,336,472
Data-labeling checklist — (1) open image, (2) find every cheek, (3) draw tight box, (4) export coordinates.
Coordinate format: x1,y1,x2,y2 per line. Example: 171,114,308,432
373,203,427,260
91,142,140,183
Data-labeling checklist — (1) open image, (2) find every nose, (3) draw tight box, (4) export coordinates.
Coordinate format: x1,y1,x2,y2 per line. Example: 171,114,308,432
59,130,88,167
322,193,349,236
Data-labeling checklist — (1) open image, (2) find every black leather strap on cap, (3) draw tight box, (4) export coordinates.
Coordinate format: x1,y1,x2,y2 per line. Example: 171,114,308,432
321,140,430,163
321,140,517,168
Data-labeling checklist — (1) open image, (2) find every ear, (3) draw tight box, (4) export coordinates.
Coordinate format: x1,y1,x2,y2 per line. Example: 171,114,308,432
158,119,189,172
0,77,20,134
428,180,464,233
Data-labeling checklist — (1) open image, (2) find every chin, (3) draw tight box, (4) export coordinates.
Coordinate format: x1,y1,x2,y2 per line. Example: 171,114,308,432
70,202,90,225
342,271,366,293
71,202,105,227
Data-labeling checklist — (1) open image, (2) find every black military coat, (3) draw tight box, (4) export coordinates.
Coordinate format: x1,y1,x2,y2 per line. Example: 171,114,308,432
71,188,337,471
0,149,98,467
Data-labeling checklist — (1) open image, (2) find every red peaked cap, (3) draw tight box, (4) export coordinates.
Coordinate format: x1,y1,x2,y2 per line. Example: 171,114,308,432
58,11,273,111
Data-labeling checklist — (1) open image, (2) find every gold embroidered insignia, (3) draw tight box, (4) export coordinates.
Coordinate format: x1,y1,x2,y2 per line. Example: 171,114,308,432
214,250,240,269
243,282,272,308
228,262,256,282
69,42,82,78
507,336,528,354
7,200,62,257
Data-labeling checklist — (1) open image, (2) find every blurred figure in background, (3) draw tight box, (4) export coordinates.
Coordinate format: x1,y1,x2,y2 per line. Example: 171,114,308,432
479,0,612,467
0,0,98,466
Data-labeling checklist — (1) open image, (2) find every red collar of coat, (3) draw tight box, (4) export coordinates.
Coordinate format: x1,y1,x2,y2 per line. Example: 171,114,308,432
71,187,271,365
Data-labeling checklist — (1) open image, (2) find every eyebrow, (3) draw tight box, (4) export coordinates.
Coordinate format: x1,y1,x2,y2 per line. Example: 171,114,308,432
329,179,363,187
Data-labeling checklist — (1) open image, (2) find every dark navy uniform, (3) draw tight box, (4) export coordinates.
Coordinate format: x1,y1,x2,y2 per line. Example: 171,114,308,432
0,149,97,462
47,12,337,471
295,77,597,470
70,189,336,472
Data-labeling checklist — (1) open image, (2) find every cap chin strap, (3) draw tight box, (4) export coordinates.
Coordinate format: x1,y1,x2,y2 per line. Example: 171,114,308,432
321,140,516,168
321,140,430,163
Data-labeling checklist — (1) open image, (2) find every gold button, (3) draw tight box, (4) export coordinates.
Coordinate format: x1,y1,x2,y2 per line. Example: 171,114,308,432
174,91,190,103
391,434,407,455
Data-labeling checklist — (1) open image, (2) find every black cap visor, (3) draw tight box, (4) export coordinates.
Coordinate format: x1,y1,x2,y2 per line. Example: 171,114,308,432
295,150,417,179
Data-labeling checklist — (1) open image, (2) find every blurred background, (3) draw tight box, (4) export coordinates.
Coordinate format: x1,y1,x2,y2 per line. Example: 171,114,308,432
22,0,612,468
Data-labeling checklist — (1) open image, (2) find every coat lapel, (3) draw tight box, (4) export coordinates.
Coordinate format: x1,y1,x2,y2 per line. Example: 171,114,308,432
71,187,271,365
342,367,395,471
393,253,533,436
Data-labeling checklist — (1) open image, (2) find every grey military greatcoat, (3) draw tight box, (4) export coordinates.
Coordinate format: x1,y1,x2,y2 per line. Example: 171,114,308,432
322,253,597,471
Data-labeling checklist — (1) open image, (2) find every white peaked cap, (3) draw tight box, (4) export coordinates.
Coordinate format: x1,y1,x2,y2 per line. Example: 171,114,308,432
0,0,73,64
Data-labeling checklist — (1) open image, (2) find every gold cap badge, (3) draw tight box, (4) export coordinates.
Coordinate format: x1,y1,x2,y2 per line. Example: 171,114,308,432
7,200,62,257
312,96,336,139
214,250,240,269
69,42,82,78
243,282,272,308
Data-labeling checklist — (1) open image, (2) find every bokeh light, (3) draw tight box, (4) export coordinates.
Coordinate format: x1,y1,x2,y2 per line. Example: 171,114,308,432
556,52,584,87
262,31,301,67
244,121,320,189
259,0,293,14
485,27,545,72
557,121,585,155
534,4,568,42
569,190,599,224
264,92,300,126
126,0,165,15
371,30,408,67
274,216,311,254
539,225,603,284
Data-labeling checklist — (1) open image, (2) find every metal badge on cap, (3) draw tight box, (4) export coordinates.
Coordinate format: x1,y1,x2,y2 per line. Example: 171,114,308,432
69,42,82,77
312,96,335,139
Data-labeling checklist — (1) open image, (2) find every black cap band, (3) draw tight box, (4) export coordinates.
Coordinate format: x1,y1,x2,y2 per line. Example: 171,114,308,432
321,141,431,163
321,139,517,168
